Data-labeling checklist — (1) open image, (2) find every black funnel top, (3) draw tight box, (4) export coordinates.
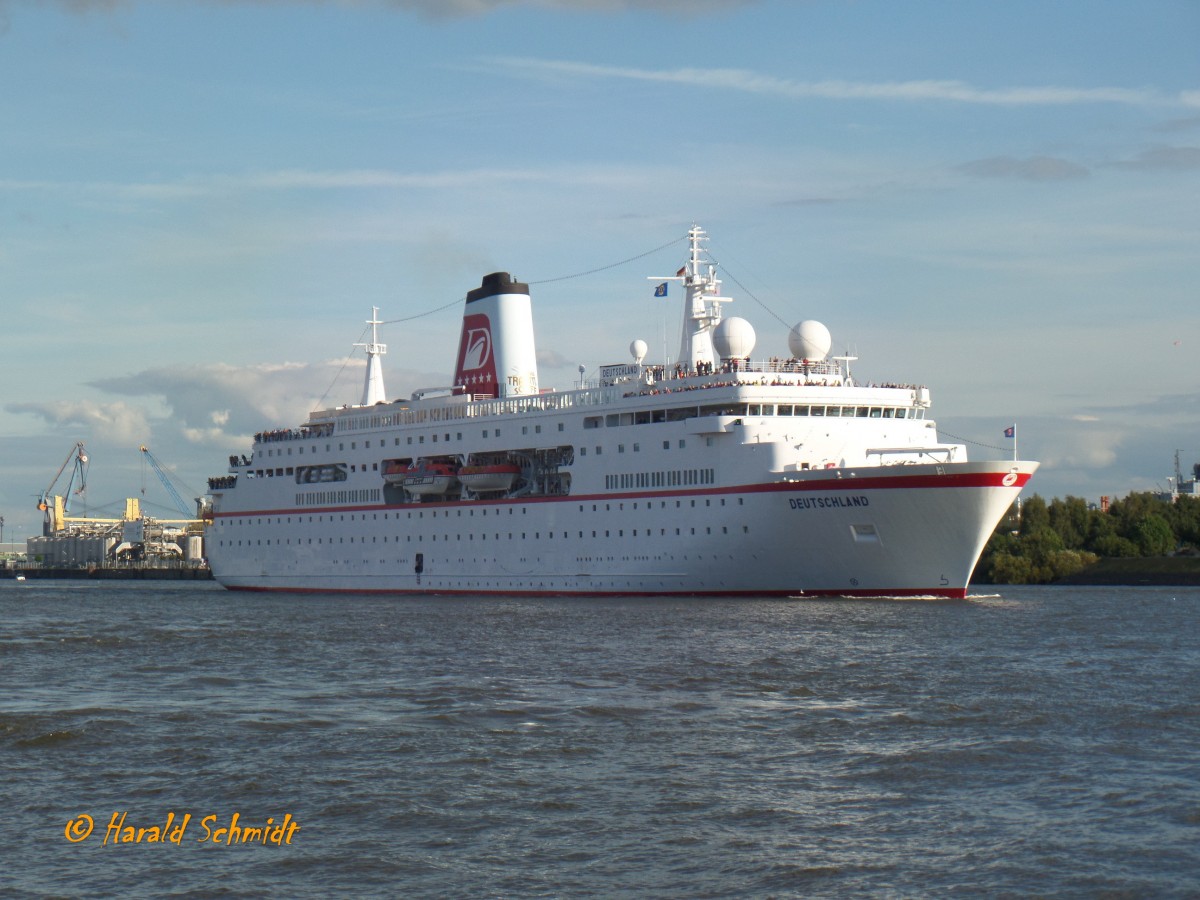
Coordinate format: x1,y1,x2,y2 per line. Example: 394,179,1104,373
467,272,530,303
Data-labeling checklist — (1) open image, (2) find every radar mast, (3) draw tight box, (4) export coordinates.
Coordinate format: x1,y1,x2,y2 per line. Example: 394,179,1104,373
650,225,732,370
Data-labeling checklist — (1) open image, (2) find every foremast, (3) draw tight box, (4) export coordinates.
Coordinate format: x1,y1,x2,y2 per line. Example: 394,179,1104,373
355,307,388,406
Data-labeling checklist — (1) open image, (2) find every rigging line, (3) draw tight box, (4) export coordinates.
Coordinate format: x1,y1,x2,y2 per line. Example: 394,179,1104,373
371,233,688,326
528,232,691,285
712,262,794,330
311,325,371,412
380,298,462,325
308,233,688,410
937,430,1014,454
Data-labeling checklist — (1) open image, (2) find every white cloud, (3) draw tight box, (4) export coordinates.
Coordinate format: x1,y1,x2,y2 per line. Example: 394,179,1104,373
6,400,151,445
87,361,358,445
491,57,1189,108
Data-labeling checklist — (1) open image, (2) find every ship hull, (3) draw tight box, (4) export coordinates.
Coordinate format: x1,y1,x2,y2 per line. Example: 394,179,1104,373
208,461,1034,598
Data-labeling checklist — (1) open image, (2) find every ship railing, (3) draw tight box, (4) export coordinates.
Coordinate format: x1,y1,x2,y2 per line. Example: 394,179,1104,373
865,446,960,465
253,424,334,445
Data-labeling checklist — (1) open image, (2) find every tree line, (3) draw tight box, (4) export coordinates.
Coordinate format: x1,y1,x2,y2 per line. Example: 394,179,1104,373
977,493,1200,584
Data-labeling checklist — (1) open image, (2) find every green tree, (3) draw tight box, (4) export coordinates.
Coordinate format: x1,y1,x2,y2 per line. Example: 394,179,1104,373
1018,495,1049,536
977,490,1191,583
1135,514,1175,556
1164,496,1200,549
986,551,1033,584
1083,507,1118,555
1091,533,1140,557
1047,496,1091,549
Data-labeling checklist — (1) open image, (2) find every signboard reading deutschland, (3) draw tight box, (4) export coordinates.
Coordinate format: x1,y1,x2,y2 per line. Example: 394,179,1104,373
599,364,641,386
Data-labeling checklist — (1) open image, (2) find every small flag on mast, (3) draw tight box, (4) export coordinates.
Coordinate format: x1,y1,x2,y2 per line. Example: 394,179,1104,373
676,266,686,277
1004,425,1015,439
654,282,668,297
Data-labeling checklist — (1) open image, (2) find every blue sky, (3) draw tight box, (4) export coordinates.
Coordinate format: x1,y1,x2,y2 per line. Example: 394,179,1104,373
1,0,1198,542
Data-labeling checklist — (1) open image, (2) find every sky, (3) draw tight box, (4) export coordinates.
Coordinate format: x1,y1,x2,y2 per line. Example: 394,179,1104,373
1,0,1198,543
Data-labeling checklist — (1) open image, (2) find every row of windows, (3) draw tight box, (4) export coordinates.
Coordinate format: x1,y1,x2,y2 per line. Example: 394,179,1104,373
216,522,750,549
220,496,741,530
605,469,715,490
296,489,381,506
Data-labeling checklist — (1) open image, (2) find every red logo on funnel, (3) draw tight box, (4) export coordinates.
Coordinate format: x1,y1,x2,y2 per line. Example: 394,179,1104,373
454,313,498,392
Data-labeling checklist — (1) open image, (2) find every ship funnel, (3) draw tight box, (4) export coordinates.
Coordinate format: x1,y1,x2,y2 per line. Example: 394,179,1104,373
453,272,540,398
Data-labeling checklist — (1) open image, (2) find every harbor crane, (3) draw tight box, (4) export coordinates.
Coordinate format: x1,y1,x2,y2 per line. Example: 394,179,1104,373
36,441,89,535
140,445,200,518
37,441,89,512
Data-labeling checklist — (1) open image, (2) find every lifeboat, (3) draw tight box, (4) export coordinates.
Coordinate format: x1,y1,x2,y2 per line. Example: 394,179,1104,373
381,460,408,485
401,460,459,496
458,463,521,493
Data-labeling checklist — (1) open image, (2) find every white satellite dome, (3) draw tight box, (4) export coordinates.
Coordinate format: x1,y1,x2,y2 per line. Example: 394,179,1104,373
630,339,648,364
713,317,756,360
789,320,832,361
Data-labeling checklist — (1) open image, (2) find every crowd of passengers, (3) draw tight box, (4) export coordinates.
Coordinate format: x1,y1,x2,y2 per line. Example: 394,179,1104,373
254,423,335,444
626,376,925,399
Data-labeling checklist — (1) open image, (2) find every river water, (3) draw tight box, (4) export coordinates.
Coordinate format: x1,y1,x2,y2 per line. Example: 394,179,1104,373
2,581,1197,898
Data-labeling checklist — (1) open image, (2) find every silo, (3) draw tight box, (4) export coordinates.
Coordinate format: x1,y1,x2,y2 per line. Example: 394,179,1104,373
185,535,204,561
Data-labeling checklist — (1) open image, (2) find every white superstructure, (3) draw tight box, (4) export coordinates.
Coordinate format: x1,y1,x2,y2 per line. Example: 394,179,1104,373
206,226,1037,598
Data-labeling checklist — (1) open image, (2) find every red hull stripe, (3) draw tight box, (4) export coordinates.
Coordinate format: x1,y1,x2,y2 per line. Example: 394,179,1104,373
213,470,1032,520
220,585,970,600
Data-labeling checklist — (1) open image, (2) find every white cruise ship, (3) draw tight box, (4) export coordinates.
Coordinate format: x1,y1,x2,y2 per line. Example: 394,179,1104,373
205,226,1036,598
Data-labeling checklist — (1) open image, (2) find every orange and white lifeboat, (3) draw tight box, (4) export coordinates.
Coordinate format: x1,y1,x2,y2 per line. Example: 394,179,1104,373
402,460,459,495
381,460,408,485
458,463,520,493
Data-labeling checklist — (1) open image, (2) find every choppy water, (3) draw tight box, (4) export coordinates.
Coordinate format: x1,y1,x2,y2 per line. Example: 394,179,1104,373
2,580,1198,898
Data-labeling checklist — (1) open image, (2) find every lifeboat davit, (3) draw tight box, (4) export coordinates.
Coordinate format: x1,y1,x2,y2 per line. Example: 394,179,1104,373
401,460,459,496
458,463,520,493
